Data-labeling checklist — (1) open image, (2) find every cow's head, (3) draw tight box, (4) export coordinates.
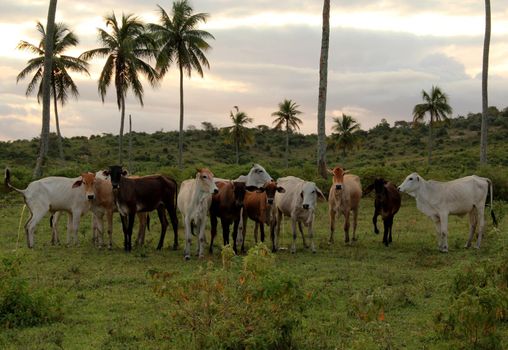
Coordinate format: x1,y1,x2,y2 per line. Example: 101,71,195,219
232,181,247,208
72,172,96,200
398,172,420,196
245,163,273,188
374,178,388,201
300,182,325,210
328,166,349,191
196,168,218,194
246,181,285,205
105,165,127,189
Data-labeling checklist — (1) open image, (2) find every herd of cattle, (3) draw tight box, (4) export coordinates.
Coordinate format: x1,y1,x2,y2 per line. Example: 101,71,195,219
3,164,497,258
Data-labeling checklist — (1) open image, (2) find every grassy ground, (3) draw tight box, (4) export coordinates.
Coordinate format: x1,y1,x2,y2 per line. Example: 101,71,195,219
0,191,506,349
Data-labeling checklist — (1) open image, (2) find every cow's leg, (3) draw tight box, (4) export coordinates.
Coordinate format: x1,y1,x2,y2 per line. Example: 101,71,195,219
209,214,218,254
222,219,232,253
352,208,359,241
431,216,442,250
65,213,73,246
136,213,147,247
106,209,113,250
270,220,277,253
232,218,240,254
388,216,393,243
382,218,389,246
465,208,477,248
344,211,351,244
254,222,259,243
298,221,309,248
439,214,449,253
183,217,192,260
69,212,82,247
94,212,105,248
274,210,283,252
156,208,168,250
373,208,380,234
51,212,60,245
475,205,485,249
241,212,248,253
260,222,265,243
166,203,179,250
328,207,336,244
198,219,207,259
290,218,298,254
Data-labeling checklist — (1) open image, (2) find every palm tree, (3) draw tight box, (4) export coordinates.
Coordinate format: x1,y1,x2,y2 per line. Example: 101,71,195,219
331,114,361,158
17,22,89,160
224,106,253,164
480,0,491,164
317,0,330,179
149,1,215,169
80,13,158,164
33,0,57,179
272,99,303,168
412,86,452,165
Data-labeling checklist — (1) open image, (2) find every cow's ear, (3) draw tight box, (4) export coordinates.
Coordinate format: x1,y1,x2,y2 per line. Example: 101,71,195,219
327,168,334,175
72,179,83,188
316,187,325,200
102,170,110,177
416,176,419,182
343,169,350,174
300,191,303,198
277,186,285,193
121,170,128,176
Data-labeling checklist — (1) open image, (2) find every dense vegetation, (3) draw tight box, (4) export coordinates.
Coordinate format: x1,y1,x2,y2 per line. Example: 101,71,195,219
0,107,507,349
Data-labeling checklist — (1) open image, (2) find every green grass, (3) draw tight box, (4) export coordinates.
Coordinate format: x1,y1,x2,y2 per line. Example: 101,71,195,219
0,190,506,349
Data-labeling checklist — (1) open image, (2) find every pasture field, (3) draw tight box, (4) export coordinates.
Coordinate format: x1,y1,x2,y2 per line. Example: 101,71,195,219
0,191,506,349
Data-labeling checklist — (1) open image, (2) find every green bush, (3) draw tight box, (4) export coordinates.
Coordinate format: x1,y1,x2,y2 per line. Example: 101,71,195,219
150,243,307,349
0,256,63,328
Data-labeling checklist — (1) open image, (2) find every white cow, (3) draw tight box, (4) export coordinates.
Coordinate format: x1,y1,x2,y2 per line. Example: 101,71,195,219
234,163,273,187
398,172,496,252
273,176,325,253
178,168,219,260
4,169,96,248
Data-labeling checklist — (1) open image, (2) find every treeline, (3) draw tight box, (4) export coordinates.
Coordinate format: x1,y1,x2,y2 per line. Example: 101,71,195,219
1,107,508,199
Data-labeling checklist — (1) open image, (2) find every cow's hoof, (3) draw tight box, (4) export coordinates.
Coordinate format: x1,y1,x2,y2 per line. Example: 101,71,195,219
352,237,358,242
184,255,191,261
374,229,379,234
290,249,296,254
464,242,471,249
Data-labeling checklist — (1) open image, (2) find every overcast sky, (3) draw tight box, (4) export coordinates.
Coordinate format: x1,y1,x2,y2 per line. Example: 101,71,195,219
0,1,507,141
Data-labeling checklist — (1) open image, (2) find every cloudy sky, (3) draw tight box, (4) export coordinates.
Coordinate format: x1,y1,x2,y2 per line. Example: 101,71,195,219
0,0,507,141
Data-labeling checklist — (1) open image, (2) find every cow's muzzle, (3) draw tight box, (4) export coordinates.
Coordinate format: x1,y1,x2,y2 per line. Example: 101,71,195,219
335,184,342,190
267,198,274,205
87,194,95,200
213,189,219,194
303,204,309,210
112,184,119,189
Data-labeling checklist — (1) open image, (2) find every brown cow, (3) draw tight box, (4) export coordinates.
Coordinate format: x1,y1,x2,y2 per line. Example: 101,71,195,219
106,165,178,252
363,178,401,246
328,166,362,244
209,181,246,254
242,181,285,253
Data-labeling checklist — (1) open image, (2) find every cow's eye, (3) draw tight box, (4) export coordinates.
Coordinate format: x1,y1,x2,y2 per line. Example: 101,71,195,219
409,177,413,181
203,175,208,179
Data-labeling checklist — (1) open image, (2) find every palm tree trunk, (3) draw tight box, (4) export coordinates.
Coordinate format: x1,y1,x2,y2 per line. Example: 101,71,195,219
33,0,57,179
285,124,289,168
128,114,132,172
317,0,330,179
480,0,491,164
178,63,184,169
52,81,64,160
428,118,433,166
119,96,125,164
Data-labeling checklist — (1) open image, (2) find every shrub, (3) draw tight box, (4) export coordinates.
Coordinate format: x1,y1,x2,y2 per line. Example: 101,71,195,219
150,243,307,349
0,256,63,328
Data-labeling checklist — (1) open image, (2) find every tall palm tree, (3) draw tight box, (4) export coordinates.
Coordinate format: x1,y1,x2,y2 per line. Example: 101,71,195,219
224,106,253,165
480,0,491,164
331,114,361,158
33,0,57,179
80,13,158,164
317,0,330,179
272,99,303,168
412,86,452,165
17,22,89,160
149,1,215,169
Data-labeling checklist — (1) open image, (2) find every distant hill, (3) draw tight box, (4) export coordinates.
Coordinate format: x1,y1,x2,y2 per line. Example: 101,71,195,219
1,107,507,199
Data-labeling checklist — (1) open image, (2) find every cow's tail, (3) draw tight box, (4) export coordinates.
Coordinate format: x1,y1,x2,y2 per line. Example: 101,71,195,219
487,179,498,227
4,168,25,195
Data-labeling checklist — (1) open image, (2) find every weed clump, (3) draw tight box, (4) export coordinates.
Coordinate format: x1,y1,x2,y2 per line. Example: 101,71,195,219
150,243,307,348
0,256,62,328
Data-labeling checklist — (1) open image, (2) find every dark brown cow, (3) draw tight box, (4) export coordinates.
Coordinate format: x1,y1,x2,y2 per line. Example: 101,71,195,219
209,181,246,254
106,165,178,252
242,181,285,253
364,178,401,246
